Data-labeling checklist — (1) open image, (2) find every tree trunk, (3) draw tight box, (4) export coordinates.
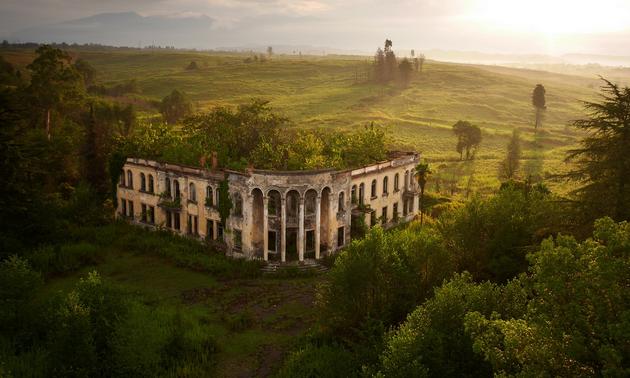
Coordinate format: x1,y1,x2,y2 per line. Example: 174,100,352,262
45,108,51,140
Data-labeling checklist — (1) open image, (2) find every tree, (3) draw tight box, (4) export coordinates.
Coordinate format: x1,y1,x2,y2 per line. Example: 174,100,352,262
565,79,630,222
398,58,413,87
466,217,630,376
266,46,273,57
384,39,397,82
374,47,386,83
26,45,84,140
452,120,482,160
415,161,432,226
418,54,426,73
159,89,193,125
532,84,546,129
73,59,97,87
410,49,415,58
186,61,198,70
499,129,522,180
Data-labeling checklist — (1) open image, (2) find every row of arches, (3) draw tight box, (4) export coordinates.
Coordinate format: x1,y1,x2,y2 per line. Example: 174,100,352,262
121,170,155,193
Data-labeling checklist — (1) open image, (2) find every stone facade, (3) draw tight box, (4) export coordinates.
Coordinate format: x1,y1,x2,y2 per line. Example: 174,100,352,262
116,152,422,262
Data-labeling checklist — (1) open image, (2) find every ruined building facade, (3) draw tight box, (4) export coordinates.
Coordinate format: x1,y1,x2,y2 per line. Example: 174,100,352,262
116,152,422,262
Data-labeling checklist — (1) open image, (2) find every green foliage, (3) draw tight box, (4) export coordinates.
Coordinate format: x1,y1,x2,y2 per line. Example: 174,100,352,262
0,256,43,334
27,242,102,275
276,343,359,378
350,213,368,239
466,217,630,377
217,179,233,227
498,129,522,180
452,120,482,160
565,78,630,222
159,89,193,125
437,183,564,282
318,225,455,365
377,273,526,377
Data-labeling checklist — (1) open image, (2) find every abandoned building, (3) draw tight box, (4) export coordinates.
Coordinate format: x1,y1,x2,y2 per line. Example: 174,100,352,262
116,152,422,262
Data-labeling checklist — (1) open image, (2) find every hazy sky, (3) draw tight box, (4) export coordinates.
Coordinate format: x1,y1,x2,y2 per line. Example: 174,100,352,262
2,0,630,55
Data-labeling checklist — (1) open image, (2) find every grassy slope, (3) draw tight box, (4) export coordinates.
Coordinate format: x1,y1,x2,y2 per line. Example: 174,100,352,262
42,249,320,377
3,48,601,194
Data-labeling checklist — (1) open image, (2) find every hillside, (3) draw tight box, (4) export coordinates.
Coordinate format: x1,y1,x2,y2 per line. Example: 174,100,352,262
3,48,601,194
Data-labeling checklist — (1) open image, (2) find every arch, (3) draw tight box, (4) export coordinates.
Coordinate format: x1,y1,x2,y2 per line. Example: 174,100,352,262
285,190,301,261
394,173,399,191
268,189,281,217
305,189,318,216
232,192,243,217
338,191,345,212
189,182,197,202
127,170,133,189
120,171,125,186
286,190,300,219
351,185,357,204
148,174,154,193
215,188,220,207
140,173,146,191
371,179,377,198
251,188,264,257
165,177,171,196
383,176,388,195
173,179,180,198
206,185,213,206
359,183,365,205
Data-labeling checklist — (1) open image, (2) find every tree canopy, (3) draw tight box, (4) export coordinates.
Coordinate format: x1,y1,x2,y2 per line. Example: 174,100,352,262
452,120,482,160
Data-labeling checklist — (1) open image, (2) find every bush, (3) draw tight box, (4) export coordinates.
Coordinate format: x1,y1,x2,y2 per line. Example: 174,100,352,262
27,242,102,275
276,343,359,378
0,256,43,335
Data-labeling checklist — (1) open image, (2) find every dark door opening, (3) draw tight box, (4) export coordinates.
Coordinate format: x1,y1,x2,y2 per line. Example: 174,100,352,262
286,228,298,261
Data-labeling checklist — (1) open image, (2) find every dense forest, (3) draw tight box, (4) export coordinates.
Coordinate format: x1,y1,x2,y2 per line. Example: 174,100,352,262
1,45,629,377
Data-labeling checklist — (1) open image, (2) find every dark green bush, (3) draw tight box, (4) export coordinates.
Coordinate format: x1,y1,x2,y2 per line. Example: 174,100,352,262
276,343,359,378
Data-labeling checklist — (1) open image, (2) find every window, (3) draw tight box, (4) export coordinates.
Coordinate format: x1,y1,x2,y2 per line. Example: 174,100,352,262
120,172,125,187
268,192,281,216
148,206,155,224
141,203,147,222
233,193,243,217
403,200,408,216
268,231,277,252
128,201,134,219
394,173,399,191
338,192,345,212
165,178,171,196
127,170,133,189
174,212,180,230
121,199,127,216
371,179,377,198
383,176,388,195
382,206,388,223
393,202,399,220
215,188,220,207
206,219,214,240
189,182,197,202
174,180,180,199
148,175,154,193
409,198,414,213
306,230,315,252
370,210,377,226
359,183,365,205
351,185,357,204
305,191,317,215
404,171,409,190
337,227,345,247
166,210,172,228
217,222,224,239
206,185,213,207
234,230,242,250
140,173,146,191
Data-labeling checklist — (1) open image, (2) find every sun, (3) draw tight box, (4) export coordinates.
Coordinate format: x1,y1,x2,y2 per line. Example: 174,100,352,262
470,0,630,36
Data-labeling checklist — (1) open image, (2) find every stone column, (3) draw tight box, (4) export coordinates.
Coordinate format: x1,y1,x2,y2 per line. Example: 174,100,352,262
298,196,305,262
263,195,268,261
315,195,321,259
328,195,335,252
281,196,286,262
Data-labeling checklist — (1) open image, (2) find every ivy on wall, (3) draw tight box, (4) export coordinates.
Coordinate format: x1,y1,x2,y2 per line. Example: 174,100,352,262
217,178,233,227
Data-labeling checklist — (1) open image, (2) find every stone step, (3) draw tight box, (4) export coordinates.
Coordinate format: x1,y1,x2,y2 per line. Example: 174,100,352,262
261,260,329,274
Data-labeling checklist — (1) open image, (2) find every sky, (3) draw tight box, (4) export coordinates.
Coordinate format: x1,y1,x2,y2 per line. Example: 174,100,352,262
2,0,630,56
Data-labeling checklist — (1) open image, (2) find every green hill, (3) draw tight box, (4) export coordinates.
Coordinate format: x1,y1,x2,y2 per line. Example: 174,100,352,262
3,48,601,194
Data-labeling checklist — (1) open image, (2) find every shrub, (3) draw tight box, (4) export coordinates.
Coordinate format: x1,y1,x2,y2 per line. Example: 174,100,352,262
27,242,102,275
276,343,359,378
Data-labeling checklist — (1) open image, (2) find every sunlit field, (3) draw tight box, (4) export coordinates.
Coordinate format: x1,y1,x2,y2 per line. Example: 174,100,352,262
4,48,600,195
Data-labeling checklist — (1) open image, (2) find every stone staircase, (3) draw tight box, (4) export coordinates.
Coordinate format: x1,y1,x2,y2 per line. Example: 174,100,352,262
261,259,329,275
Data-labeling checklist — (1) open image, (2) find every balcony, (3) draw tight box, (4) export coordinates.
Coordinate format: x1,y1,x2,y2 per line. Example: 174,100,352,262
158,193,182,210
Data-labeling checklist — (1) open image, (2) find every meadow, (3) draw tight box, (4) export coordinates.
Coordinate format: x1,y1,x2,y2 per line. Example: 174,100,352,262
3,47,604,194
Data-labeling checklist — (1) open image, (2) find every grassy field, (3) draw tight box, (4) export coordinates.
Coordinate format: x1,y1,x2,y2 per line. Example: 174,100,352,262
41,241,321,377
2,47,609,195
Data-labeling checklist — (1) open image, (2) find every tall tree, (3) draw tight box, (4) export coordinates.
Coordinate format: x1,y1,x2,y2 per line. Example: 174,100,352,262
565,79,630,221
418,54,426,73
266,46,273,57
398,58,413,87
374,47,386,83
415,160,432,226
384,39,397,82
26,45,84,140
453,120,482,160
499,129,522,180
159,89,193,125
73,59,96,87
532,84,546,129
